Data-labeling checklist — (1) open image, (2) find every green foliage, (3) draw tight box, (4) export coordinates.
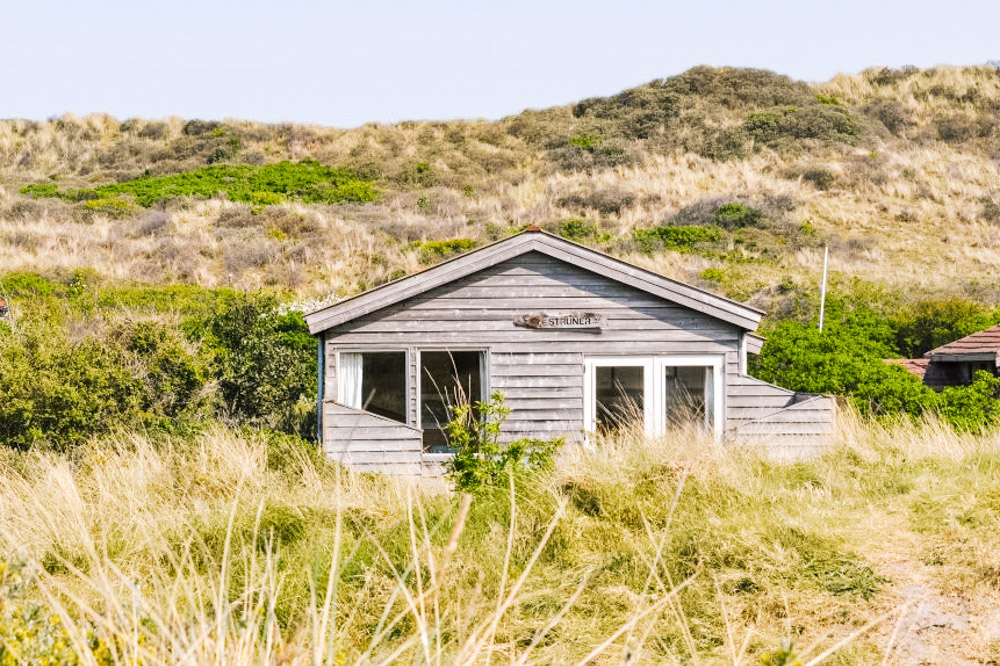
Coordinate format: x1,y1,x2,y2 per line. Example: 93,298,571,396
746,105,859,147
634,224,723,253
713,202,764,229
556,219,610,243
81,197,139,219
19,160,379,208
567,133,601,149
894,297,1000,357
444,392,562,492
752,294,1000,431
752,316,933,417
938,372,1000,432
0,319,210,450
572,81,680,139
0,275,317,449
412,238,477,263
204,295,317,438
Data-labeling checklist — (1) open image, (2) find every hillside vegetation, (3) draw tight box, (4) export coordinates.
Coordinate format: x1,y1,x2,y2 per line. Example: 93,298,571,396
2,65,999,300
4,65,1000,447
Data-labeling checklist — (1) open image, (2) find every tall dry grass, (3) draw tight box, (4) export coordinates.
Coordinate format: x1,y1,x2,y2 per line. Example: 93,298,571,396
3,418,1000,662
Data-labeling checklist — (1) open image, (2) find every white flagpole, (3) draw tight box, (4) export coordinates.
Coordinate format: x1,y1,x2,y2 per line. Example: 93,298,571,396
818,245,829,332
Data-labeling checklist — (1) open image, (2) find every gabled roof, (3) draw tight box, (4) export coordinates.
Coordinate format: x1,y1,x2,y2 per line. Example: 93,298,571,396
925,324,1000,361
305,229,765,334
885,358,930,380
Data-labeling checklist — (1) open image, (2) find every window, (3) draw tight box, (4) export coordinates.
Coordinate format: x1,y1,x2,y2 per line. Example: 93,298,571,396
595,365,646,432
420,350,486,453
585,356,722,438
665,365,712,426
338,351,407,423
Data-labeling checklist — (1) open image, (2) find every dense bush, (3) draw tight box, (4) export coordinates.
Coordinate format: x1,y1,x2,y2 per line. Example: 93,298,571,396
556,218,610,243
412,238,477,263
713,202,765,228
20,160,379,208
0,277,318,449
204,295,317,438
633,225,723,253
752,295,1000,431
0,319,210,450
746,106,859,147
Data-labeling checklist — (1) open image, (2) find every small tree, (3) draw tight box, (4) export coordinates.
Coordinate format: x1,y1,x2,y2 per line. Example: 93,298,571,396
443,392,562,492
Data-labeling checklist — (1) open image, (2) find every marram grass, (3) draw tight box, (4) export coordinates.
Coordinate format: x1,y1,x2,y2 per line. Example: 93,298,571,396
0,416,999,663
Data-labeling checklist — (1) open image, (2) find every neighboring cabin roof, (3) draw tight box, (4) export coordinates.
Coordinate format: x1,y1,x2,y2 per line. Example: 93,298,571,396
885,358,930,380
305,228,765,334
924,324,1000,362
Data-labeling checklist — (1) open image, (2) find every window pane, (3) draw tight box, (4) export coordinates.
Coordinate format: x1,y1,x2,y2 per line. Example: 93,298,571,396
340,352,407,423
421,351,484,453
665,365,710,428
595,365,644,431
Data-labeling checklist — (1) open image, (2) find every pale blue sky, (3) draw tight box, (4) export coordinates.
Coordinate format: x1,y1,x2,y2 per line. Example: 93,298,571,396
2,0,997,127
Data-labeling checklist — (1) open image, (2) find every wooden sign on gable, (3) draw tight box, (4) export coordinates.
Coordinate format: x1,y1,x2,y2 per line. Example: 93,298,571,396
514,312,604,330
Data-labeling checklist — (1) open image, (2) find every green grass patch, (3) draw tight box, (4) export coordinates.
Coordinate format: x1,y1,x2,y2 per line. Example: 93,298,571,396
411,238,478,263
20,160,379,208
634,225,723,253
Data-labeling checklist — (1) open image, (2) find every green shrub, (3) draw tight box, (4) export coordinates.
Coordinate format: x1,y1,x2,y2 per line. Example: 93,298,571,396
567,133,601,149
557,219,610,243
746,106,859,146
894,298,1000,357
444,392,562,493
81,197,138,219
412,238,477,263
713,203,764,228
634,225,723,253
0,319,210,450
20,161,379,208
752,295,1000,431
204,294,317,438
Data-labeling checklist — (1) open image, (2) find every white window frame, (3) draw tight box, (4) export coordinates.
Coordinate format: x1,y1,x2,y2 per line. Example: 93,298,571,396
583,357,656,436
584,354,724,439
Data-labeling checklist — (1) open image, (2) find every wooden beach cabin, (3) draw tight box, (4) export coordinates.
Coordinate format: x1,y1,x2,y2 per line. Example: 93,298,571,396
305,229,835,474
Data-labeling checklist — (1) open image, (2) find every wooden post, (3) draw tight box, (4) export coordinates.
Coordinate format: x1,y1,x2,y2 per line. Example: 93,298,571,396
818,245,829,333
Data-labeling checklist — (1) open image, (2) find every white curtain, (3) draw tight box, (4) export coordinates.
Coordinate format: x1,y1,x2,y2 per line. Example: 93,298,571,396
339,353,364,409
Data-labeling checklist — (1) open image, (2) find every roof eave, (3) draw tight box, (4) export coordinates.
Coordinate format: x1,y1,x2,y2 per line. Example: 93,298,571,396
305,229,764,335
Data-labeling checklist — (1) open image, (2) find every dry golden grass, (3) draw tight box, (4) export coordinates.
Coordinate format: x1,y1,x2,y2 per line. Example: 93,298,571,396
1,418,1000,663
1,66,999,306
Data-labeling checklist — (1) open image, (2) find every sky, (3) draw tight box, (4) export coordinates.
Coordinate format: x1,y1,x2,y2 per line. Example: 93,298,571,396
2,0,998,127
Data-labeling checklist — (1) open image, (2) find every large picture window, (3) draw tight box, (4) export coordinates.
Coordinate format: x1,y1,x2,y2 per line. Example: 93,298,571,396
584,356,723,438
338,351,407,423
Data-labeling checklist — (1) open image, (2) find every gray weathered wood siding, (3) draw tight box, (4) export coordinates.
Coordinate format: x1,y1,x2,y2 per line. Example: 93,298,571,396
324,251,741,444
320,250,835,469
323,402,423,474
731,380,836,457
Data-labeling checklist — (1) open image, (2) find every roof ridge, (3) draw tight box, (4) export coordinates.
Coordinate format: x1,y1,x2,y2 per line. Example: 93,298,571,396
925,322,1000,357
304,229,764,334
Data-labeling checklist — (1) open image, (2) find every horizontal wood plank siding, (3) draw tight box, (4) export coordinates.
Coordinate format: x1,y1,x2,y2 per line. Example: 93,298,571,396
323,401,423,474
729,376,836,454
319,251,825,471
325,252,742,453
